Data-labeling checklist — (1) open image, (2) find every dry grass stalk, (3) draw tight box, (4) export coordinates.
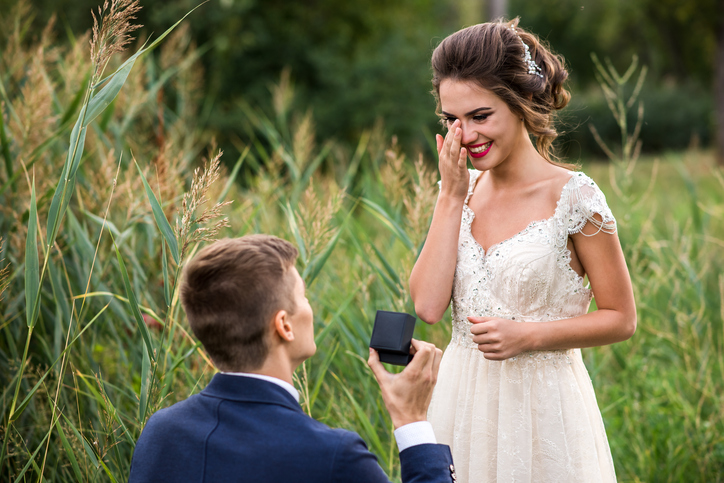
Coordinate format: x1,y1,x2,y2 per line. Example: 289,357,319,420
175,151,232,261
293,110,316,170
271,67,294,119
147,142,187,219
380,136,407,209
90,0,142,81
1,0,33,84
403,154,437,249
297,179,344,258
159,23,191,72
10,48,59,159
58,32,92,97
254,151,285,212
0,237,10,302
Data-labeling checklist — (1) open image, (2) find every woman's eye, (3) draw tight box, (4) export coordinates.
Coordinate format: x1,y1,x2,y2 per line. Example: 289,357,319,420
443,117,456,124
473,114,489,122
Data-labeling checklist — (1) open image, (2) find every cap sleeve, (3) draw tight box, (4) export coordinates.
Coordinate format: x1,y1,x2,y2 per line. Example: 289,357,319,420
565,172,616,236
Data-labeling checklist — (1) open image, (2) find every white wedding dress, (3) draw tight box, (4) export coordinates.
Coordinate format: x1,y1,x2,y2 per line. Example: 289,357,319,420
427,169,618,482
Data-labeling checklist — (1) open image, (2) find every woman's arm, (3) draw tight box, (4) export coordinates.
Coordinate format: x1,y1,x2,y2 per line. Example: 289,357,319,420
410,120,470,324
470,217,636,359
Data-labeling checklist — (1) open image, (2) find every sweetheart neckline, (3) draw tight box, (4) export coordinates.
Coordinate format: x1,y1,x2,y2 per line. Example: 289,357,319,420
464,171,576,254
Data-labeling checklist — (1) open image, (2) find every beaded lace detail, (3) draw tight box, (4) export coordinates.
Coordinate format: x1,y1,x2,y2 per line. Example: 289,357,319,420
428,169,618,482
450,170,616,352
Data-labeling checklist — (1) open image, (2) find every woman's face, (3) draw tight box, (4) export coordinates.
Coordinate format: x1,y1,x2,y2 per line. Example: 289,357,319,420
439,79,528,171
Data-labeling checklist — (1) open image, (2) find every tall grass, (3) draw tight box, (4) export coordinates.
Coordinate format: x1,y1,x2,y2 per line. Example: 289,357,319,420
0,2,723,482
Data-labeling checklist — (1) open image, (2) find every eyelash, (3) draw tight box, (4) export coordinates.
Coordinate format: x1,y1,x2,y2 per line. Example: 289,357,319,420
443,114,490,125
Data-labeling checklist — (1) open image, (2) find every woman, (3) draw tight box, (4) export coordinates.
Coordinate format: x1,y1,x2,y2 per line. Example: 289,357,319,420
410,18,636,482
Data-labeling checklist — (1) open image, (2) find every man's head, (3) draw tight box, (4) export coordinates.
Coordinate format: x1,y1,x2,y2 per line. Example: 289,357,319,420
180,235,314,372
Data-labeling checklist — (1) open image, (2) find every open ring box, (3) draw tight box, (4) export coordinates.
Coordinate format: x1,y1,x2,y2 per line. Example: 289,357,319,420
369,310,416,366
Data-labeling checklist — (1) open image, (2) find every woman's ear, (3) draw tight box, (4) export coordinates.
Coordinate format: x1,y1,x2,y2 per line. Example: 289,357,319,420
273,310,294,342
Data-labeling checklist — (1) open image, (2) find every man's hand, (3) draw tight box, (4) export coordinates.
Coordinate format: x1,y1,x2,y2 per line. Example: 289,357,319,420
367,339,443,429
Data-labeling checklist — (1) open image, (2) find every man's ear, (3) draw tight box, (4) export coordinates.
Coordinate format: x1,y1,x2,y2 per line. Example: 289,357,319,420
273,309,294,342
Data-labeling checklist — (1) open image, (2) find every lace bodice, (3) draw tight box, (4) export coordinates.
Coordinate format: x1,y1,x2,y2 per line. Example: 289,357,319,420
450,169,616,350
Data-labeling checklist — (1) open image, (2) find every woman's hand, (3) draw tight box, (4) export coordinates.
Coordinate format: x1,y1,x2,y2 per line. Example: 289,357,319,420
469,316,532,360
436,119,469,201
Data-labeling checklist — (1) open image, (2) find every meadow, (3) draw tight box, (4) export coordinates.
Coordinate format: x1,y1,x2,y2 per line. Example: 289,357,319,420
1,3,723,482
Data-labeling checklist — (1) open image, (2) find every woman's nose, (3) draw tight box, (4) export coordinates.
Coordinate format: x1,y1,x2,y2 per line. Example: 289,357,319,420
460,125,477,145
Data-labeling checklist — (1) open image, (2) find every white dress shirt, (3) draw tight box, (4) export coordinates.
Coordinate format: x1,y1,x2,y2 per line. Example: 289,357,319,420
223,372,437,452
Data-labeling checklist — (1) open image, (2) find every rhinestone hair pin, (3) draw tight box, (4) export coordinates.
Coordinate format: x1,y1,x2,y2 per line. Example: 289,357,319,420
510,27,543,78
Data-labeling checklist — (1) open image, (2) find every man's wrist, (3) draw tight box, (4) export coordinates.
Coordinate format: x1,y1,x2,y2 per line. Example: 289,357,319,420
393,421,437,452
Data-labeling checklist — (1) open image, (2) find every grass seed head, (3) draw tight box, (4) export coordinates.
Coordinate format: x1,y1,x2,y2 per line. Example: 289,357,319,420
90,0,142,81
176,151,232,261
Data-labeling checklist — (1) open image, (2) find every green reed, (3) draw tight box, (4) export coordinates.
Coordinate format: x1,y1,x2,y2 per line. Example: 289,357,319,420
0,3,722,481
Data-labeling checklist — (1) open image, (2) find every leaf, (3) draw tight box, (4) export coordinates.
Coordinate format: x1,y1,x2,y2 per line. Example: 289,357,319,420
83,209,121,237
368,241,401,289
12,425,52,483
135,160,180,265
215,145,249,205
112,234,156,362
139,338,152,422
314,287,360,347
25,178,39,327
302,225,343,286
293,141,332,202
59,77,88,126
46,171,77,248
331,372,386,457
303,203,356,286
360,198,414,250
67,105,89,178
282,201,307,263
54,417,84,482
84,3,204,127
84,58,135,126
0,95,13,189
11,304,111,422
162,241,171,307
61,413,99,468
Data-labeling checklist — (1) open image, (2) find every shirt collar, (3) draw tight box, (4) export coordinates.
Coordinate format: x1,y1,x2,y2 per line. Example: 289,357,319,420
222,372,300,403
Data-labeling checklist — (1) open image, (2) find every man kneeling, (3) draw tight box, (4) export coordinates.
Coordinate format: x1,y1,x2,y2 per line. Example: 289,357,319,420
129,235,455,482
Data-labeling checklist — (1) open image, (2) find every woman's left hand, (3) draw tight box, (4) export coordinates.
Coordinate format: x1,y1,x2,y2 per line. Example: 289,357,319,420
469,316,532,360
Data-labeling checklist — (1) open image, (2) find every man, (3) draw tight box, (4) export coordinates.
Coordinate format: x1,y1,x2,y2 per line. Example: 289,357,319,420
129,235,455,482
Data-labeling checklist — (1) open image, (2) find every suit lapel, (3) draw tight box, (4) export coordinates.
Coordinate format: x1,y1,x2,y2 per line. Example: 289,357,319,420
201,373,303,413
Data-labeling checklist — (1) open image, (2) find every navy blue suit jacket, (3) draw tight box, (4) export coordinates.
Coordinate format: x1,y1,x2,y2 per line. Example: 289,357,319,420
129,373,454,482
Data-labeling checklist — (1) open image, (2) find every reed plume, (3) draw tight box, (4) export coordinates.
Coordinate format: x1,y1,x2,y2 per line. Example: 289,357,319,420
90,0,142,81
175,151,232,262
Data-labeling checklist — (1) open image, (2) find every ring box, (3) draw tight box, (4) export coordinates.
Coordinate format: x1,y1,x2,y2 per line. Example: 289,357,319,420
369,310,416,366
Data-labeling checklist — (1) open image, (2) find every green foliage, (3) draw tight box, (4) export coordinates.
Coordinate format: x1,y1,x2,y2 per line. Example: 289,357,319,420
9,0,720,161
0,2,723,482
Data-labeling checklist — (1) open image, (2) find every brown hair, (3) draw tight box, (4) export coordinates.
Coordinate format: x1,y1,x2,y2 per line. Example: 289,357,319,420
431,18,573,167
180,235,299,372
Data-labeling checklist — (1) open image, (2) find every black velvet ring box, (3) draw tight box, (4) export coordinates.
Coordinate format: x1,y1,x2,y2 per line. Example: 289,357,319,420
369,310,416,366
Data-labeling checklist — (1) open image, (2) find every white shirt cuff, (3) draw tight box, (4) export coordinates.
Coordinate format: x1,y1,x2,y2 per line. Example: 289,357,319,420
393,421,437,452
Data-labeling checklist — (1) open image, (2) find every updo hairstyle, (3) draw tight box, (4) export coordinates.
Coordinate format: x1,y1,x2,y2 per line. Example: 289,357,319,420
431,18,572,167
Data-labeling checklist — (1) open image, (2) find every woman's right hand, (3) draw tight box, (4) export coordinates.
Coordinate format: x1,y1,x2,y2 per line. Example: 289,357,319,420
436,119,470,201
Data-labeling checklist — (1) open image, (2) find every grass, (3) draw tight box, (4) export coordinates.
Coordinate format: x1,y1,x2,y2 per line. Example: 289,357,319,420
0,2,723,482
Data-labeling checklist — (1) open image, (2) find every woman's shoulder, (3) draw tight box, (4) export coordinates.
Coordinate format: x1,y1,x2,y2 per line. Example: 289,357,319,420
558,169,617,235
562,170,610,201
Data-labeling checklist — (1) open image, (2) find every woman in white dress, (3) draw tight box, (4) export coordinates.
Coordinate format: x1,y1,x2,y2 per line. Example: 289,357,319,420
410,19,637,482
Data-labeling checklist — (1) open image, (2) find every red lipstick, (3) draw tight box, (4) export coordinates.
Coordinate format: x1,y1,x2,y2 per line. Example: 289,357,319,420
467,141,493,158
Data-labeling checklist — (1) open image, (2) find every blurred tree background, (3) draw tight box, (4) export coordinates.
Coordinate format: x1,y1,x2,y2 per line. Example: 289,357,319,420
3,0,720,165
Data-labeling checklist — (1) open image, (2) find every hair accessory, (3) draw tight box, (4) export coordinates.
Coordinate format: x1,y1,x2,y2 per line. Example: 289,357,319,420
509,27,543,78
